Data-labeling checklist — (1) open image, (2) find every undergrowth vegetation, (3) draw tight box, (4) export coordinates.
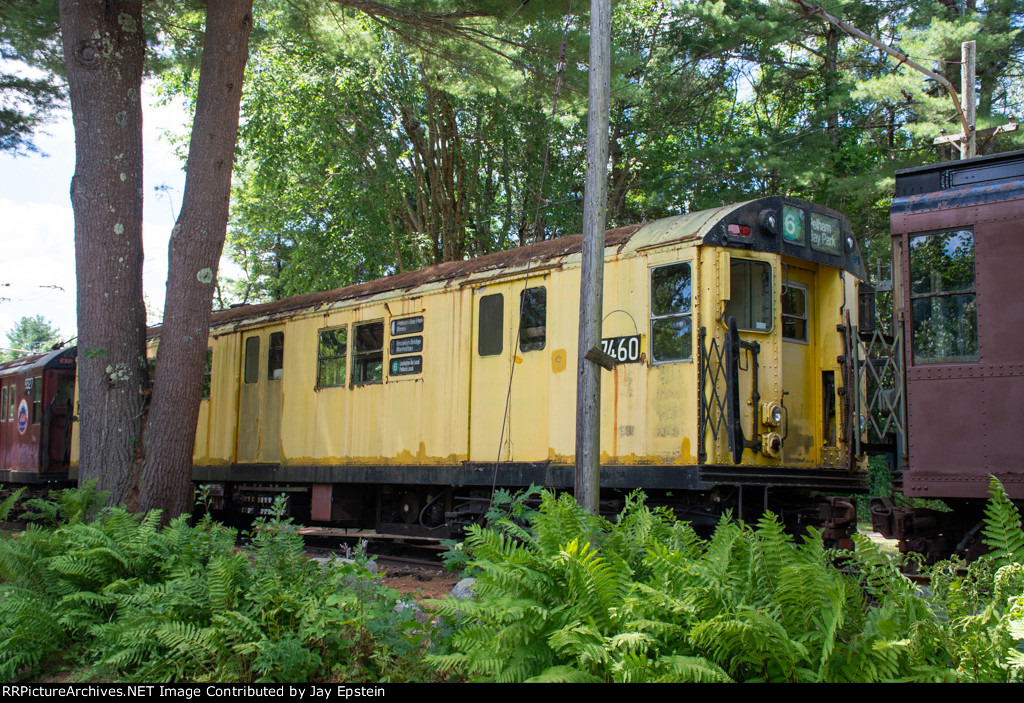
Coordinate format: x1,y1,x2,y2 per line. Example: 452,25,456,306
430,479,1024,683
0,484,448,683
1,479,1023,683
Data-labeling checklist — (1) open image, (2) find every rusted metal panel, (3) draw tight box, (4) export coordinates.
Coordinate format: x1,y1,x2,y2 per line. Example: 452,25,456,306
310,483,332,522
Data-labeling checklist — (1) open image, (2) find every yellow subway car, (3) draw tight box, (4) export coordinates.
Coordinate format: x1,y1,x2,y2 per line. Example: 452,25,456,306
189,196,868,539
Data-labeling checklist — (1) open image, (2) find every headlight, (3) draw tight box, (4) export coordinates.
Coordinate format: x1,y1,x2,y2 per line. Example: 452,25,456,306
761,401,783,427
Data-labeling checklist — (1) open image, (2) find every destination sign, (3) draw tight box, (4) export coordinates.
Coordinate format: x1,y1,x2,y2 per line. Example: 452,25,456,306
390,336,423,355
782,205,805,245
389,355,422,376
810,212,841,255
600,335,643,364
391,316,424,336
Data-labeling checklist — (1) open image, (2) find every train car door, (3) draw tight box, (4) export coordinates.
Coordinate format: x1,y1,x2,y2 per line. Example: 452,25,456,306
780,263,817,463
237,327,285,463
469,279,550,463
42,369,76,472
0,379,9,470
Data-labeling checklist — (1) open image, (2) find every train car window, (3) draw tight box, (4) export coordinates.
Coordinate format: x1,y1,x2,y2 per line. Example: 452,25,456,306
201,349,213,399
55,375,74,407
782,284,808,342
1,385,6,422
32,376,41,424
478,294,504,357
268,332,284,381
909,229,977,363
650,262,692,362
8,384,15,421
244,336,260,384
318,328,348,387
725,259,772,331
519,287,547,352
352,322,384,384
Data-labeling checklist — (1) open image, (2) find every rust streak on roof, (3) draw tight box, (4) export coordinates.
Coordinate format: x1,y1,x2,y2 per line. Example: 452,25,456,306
201,225,643,329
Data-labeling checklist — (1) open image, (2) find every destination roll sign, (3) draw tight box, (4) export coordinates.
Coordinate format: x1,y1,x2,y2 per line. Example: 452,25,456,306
389,315,424,378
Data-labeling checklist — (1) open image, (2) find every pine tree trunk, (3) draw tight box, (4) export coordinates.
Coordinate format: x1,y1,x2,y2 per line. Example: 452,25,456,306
137,0,253,519
59,0,147,508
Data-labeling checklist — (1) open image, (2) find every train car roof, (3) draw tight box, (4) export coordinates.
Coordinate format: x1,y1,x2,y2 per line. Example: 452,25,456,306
891,148,1024,215
185,197,859,333
0,346,76,376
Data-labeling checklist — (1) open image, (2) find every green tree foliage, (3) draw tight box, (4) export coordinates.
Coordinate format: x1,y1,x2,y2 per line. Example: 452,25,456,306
0,314,62,362
201,0,1024,303
0,1,64,154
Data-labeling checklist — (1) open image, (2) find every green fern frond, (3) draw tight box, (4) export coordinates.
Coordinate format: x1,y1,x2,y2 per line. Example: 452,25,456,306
983,477,1024,567
556,538,628,631
607,630,654,653
527,664,604,683
652,655,734,683
0,486,25,522
688,607,809,681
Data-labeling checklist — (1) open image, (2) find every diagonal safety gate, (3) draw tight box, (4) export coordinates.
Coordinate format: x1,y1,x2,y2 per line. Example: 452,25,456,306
699,320,758,464
850,324,906,463
698,325,729,464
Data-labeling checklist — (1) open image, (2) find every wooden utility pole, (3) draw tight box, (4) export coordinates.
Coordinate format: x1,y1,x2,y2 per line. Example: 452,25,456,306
575,0,611,516
932,40,1017,156
961,40,976,159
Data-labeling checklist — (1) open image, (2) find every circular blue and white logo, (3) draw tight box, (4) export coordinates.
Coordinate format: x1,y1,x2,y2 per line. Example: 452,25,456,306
17,399,29,435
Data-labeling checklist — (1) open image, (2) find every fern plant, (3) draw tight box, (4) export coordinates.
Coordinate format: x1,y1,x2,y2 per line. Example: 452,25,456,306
430,489,1002,683
0,485,440,682
982,477,1024,568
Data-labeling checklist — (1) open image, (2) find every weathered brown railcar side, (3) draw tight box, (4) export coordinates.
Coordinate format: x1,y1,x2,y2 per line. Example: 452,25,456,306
872,150,1024,559
891,150,1024,501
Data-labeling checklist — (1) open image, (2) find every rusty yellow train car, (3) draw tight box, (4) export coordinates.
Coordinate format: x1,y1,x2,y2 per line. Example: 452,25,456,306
173,196,870,539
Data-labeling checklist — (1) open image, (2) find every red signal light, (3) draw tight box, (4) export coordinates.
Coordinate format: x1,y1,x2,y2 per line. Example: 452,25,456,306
728,224,751,236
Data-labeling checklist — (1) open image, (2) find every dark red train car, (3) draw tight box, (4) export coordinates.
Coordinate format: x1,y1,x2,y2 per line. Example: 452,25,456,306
871,149,1024,559
0,347,77,482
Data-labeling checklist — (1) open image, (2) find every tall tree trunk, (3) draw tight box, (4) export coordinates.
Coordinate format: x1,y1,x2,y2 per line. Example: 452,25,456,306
59,0,147,508
137,0,253,519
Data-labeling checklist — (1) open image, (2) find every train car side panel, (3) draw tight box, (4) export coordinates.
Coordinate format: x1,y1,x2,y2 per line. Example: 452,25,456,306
892,151,1024,501
598,251,654,464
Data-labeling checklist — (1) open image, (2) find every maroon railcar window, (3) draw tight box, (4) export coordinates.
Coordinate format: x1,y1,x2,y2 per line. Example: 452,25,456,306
909,229,977,363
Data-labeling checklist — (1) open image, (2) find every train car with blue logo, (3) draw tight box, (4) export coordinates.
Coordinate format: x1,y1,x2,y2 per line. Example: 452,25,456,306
0,347,77,483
